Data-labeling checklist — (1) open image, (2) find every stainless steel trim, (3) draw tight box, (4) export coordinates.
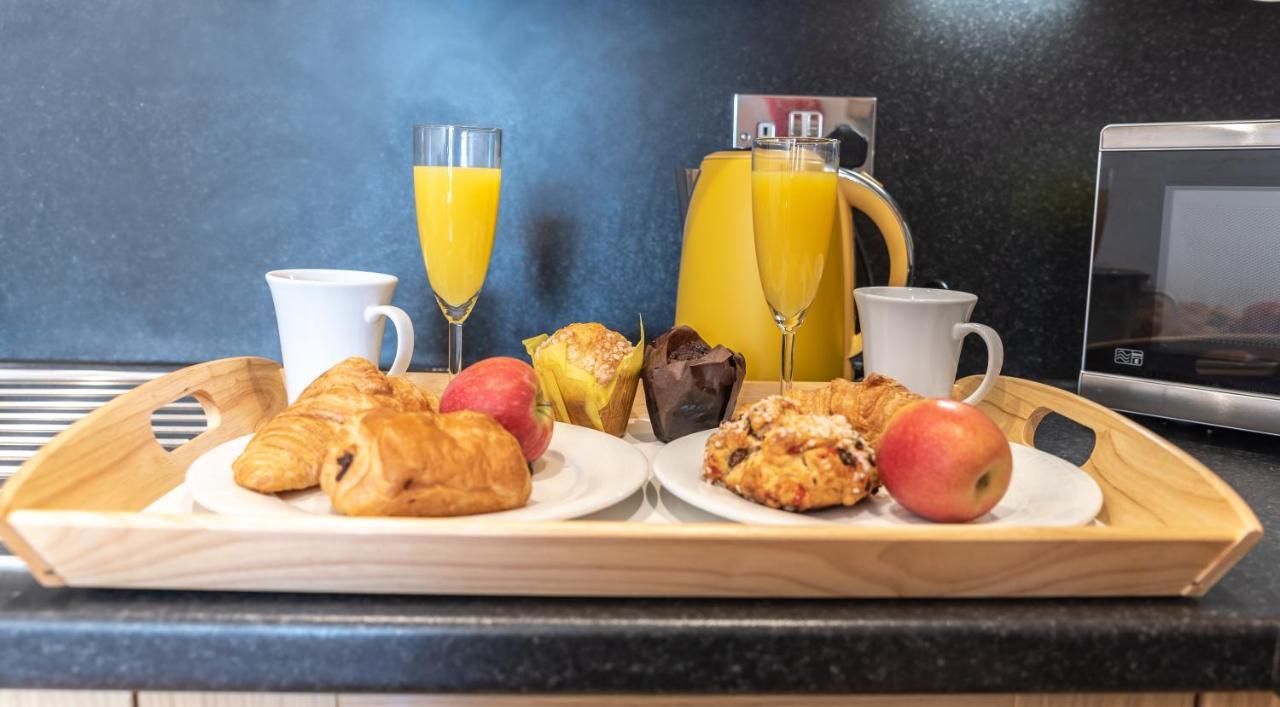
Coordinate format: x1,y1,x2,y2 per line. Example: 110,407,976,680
1078,371,1280,436
0,412,204,422
1100,119,1280,151
0,436,194,447
788,110,823,138
0,399,202,410
675,167,700,227
1078,134,1107,378
0,422,204,432
0,365,193,480
0,368,161,381
0,387,153,397
0,439,55,447
732,94,878,173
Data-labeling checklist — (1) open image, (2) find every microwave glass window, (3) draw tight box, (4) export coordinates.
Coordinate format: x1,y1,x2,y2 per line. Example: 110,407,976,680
1086,149,1280,396
1158,187,1280,333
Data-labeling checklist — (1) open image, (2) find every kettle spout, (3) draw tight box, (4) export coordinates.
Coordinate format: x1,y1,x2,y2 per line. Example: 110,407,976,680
675,167,700,225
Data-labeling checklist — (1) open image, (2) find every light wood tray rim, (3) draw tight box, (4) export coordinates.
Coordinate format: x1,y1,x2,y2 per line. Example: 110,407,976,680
7,509,1247,543
0,356,1261,599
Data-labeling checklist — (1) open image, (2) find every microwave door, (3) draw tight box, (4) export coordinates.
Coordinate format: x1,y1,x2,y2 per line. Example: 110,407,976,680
1084,147,1280,399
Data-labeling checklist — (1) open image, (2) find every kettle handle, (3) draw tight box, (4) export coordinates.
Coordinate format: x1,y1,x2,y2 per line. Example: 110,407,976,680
838,168,915,359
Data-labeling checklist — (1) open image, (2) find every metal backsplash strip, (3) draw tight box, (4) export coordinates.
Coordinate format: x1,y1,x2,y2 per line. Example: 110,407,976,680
0,365,201,481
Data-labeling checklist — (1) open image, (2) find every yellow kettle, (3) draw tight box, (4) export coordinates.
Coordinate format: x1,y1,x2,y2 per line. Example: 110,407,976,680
674,150,914,381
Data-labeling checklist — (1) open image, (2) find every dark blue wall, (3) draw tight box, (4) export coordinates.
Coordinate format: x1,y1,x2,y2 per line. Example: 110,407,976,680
3,0,1279,378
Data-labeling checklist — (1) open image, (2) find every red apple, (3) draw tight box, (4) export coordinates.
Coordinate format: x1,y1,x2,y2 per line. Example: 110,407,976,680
440,357,554,462
876,398,1013,523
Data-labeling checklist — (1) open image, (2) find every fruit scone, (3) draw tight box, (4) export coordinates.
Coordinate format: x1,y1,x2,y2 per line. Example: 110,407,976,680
702,396,879,512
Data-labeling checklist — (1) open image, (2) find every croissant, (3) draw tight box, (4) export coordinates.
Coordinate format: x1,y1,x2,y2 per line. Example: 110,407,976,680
788,374,922,449
232,357,436,493
319,409,531,517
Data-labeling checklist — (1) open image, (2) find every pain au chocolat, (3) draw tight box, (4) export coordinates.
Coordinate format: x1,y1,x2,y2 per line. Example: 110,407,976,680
319,409,531,517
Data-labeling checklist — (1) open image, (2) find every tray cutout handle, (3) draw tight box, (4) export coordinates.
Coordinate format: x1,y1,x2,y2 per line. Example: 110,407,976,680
150,393,213,458
1027,412,1097,468
0,357,285,517
0,357,286,586
156,388,223,469
954,375,1262,537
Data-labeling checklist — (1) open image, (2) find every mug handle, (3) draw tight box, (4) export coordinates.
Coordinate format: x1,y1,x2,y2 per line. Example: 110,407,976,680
839,169,915,358
363,305,414,376
952,322,1004,405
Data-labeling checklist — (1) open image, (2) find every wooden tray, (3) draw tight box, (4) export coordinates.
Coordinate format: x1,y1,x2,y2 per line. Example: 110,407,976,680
0,357,1261,598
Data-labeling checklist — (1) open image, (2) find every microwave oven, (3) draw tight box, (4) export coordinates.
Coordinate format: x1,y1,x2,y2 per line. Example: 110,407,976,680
1079,119,1280,436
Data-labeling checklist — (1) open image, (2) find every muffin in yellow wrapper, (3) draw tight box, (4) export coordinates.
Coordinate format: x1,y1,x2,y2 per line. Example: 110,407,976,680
523,321,644,437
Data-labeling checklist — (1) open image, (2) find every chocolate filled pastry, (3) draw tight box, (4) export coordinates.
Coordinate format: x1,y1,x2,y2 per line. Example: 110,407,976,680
788,374,921,449
641,325,745,443
320,409,532,517
703,396,877,512
232,357,436,493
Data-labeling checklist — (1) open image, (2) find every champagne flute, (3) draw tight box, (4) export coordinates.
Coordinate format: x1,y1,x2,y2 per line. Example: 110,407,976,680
413,125,502,376
750,137,840,394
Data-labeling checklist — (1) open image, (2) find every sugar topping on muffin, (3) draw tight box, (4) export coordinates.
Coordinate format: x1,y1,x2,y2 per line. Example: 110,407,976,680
536,322,633,385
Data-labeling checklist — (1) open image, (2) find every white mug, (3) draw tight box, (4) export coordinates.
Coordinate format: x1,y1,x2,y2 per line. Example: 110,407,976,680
266,269,414,402
853,286,1004,404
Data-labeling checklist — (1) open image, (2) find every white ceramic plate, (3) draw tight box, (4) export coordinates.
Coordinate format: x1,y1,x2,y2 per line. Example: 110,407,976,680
186,423,650,521
651,430,1103,527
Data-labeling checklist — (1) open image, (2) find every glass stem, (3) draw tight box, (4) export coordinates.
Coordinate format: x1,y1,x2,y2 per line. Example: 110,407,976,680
447,321,464,377
779,325,797,395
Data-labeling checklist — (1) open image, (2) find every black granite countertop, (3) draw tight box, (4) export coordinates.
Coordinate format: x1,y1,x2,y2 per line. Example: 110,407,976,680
0,415,1277,694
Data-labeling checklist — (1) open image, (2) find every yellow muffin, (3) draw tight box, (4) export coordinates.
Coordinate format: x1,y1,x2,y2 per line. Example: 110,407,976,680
523,321,643,437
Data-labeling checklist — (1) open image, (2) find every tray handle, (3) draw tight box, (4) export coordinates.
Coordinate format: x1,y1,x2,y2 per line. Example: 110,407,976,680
955,375,1262,538
0,357,285,517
